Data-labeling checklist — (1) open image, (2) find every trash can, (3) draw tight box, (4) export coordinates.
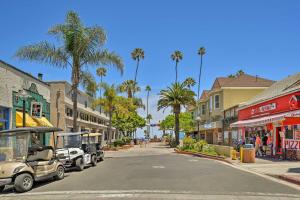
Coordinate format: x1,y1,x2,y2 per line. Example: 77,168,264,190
241,145,255,163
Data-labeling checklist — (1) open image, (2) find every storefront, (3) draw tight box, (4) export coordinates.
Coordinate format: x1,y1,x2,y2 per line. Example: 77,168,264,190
0,107,10,130
231,90,300,160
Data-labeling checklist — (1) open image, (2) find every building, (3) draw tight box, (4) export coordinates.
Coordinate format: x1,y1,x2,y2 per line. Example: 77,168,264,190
231,73,300,160
192,73,274,144
0,60,52,144
223,105,239,146
48,81,118,146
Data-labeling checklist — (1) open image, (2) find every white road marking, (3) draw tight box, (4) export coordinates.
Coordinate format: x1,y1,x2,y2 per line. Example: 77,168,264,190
152,165,165,169
188,159,198,162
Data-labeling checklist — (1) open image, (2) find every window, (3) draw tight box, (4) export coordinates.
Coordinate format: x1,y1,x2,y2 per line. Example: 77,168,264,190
84,101,88,108
209,96,213,111
285,126,293,139
65,107,73,117
214,95,220,109
201,104,206,115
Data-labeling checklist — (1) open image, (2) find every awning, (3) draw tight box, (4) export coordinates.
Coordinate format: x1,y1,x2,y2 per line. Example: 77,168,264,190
16,111,38,127
230,110,300,128
33,117,53,127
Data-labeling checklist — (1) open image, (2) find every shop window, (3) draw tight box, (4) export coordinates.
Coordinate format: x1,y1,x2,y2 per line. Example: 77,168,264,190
214,95,220,109
285,126,294,139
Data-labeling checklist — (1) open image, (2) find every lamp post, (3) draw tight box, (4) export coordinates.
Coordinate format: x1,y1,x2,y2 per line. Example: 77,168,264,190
16,89,30,127
196,116,201,140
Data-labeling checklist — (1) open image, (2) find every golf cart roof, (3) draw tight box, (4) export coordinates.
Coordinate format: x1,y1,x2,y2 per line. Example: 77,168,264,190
82,132,102,137
0,127,63,136
57,131,89,137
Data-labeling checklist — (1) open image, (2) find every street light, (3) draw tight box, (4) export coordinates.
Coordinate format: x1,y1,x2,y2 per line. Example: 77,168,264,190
16,89,31,127
196,116,201,140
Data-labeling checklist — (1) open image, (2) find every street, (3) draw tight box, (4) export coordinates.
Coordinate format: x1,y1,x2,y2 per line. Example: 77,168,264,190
1,143,300,199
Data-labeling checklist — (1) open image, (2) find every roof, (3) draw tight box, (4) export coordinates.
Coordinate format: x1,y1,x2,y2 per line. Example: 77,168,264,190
212,74,274,90
0,127,63,135
240,73,300,108
199,90,210,100
0,60,50,86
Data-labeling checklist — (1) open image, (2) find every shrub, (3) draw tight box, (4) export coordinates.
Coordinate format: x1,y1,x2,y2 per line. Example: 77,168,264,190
182,137,196,150
121,137,131,144
202,145,218,156
113,139,125,147
193,140,207,152
169,138,178,148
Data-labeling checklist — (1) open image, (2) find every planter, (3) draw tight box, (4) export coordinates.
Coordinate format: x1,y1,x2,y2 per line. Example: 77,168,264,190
174,149,229,162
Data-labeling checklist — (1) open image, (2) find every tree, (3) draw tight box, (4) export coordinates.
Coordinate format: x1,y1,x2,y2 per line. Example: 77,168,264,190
236,70,245,76
16,11,123,132
171,50,183,83
93,83,119,145
183,77,196,89
197,47,206,100
145,85,151,123
157,82,195,145
131,48,144,84
160,112,194,134
80,71,97,97
118,80,141,98
96,67,107,98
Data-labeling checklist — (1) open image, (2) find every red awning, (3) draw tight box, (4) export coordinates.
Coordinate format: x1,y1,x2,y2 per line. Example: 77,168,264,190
282,117,300,126
231,110,300,128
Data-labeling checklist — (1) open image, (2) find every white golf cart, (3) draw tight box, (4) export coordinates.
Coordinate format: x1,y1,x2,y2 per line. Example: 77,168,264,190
55,131,97,171
82,132,104,162
0,127,65,193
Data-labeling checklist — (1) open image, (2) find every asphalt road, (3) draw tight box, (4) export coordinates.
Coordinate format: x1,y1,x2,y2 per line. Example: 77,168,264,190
2,143,300,199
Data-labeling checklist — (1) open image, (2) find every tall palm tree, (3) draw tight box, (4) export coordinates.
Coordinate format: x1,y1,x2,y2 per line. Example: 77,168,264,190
96,67,107,98
183,77,196,89
16,11,123,132
157,82,195,145
131,48,145,84
171,50,183,83
93,83,118,145
145,85,151,138
197,47,206,100
80,71,97,97
118,80,141,98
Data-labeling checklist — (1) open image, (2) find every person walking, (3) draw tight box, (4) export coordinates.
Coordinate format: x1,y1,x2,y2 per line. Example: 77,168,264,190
262,134,268,156
255,134,262,157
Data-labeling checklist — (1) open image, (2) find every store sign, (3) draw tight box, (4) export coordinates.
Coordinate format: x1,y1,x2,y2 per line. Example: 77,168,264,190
285,139,300,149
239,91,300,120
31,102,42,118
295,130,300,140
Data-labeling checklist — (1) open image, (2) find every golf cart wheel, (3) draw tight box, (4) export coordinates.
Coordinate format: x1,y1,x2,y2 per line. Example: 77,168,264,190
76,157,84,171
99,157,104,162
91,155,97,166
0,185,5,192
55,165,65,180
14,173,33,193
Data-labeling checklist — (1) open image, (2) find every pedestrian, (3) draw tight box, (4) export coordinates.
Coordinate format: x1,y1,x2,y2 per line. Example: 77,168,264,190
262,134,268,156
255,134,262,157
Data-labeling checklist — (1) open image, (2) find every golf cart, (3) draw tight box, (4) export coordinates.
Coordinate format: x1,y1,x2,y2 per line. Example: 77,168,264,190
0,127,65,193
55,131,97,171
82,132,104,162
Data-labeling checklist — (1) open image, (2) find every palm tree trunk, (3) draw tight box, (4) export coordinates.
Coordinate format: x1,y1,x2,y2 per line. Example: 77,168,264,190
134,58,140,83
175,61,178,83
108,111,112,145
100,75,103,98
174,105,180,145
197,55,203,100
72,62,80,132
146,91,149,137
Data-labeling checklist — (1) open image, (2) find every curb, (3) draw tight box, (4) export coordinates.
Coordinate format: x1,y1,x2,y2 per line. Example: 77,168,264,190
279,175,300,186
174,149,232,164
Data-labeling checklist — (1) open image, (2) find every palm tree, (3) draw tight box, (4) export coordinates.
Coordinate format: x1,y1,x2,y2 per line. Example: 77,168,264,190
183,77,196,89
96,67,107,98
93,83,118,145
171,50,183,83
118,80,141,98
145,85,151,138
157,82,195,145
197,47,206,100
80,71,97,97
131,48,145,84
16,11,123,132
236,70,245,76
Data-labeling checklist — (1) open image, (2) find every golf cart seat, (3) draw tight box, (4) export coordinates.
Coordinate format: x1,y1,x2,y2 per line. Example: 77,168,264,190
27,148,54,165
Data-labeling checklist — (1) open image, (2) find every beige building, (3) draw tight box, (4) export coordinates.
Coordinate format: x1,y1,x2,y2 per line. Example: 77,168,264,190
48,81,118,145
191,74,274,144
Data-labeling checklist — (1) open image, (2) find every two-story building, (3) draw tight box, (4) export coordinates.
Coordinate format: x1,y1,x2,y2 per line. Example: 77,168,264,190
193,73,274,144
48,81,118,146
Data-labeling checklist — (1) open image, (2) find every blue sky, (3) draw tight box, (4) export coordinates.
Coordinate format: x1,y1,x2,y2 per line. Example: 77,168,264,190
1,0,300,137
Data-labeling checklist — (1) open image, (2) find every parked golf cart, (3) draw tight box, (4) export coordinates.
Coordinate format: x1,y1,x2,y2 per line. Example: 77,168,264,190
0,127,65,193
55,131,97,171
82,132,104,162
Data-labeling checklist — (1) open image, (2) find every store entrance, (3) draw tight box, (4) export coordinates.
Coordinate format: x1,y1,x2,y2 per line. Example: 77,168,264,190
275,127,282,154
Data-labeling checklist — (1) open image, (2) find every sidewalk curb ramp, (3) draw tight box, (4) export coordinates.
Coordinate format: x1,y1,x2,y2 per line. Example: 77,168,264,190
279,174,300,186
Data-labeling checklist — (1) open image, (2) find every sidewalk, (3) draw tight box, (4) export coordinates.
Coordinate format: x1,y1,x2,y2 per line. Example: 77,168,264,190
226,157,300,185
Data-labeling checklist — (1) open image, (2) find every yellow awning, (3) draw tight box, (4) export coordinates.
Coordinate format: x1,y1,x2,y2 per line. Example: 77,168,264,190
33,117,53,127
16,111,38,127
